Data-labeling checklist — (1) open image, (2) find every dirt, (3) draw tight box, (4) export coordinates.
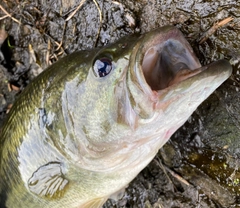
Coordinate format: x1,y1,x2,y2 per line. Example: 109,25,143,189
0,0,240,207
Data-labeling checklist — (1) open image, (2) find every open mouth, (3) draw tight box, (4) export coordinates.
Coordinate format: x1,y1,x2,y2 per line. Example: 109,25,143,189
140,27,202,91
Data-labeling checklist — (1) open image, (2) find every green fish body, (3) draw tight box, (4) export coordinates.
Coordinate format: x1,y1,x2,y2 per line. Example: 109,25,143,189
0,26,232,207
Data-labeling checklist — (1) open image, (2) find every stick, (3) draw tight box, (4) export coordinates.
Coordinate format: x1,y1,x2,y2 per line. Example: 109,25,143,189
199,17,234,44
155,158,190,186
66,0,87,21
92,0,103,47
0,5,21,24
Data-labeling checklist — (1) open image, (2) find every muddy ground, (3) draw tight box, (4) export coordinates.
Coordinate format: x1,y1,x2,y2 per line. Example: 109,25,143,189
0,0,240,207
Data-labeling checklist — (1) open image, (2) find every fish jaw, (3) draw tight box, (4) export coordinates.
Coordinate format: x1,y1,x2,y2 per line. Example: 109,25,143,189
127,26,232,151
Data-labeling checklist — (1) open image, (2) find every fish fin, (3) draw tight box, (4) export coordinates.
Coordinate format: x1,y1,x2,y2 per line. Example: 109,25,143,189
28,162,68,198
109,186,126,201
81,197,108,208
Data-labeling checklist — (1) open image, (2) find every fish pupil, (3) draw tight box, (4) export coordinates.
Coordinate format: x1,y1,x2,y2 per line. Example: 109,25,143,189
93,57,112,77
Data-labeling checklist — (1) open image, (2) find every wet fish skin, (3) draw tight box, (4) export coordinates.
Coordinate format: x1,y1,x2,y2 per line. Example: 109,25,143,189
0,26,232,208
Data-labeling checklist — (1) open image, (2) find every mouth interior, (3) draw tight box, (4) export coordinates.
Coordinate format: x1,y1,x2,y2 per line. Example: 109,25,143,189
142,39,200,91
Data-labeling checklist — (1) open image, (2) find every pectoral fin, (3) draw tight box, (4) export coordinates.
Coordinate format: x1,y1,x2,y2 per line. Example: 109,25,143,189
109,186,126,201
81,197,108,208
28,162,68,198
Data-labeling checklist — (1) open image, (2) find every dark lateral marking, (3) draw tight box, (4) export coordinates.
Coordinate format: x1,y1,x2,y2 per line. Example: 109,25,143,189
38,108,47,129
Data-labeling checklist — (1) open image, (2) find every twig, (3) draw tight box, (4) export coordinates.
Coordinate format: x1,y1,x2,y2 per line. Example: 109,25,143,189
43,33,66,62
163,165,190,186
0,24,8,44
0,5,21,24
0,14,8,20
56,22,66,51
199,17,234,44
154,159,175,188
65,0,103,47
109,0,124,12
66,0,87,21
28,44,36,63
155,158,190,186
92,0,103,47
46,38,51,66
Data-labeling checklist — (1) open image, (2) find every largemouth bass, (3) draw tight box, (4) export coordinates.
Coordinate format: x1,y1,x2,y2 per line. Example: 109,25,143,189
0,26,232,208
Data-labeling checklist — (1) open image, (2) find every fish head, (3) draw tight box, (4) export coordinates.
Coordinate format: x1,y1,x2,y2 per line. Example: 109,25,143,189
69,26,232,173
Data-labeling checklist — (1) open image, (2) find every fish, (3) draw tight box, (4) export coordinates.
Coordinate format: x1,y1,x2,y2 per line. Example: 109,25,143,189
0,25,232,208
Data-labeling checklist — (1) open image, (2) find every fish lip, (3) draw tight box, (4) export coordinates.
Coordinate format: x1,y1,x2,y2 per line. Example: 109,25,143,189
157,59,232,97
132,26,232,102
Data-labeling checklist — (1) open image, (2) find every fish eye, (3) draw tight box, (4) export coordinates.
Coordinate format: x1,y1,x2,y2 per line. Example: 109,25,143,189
93,57,113,77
